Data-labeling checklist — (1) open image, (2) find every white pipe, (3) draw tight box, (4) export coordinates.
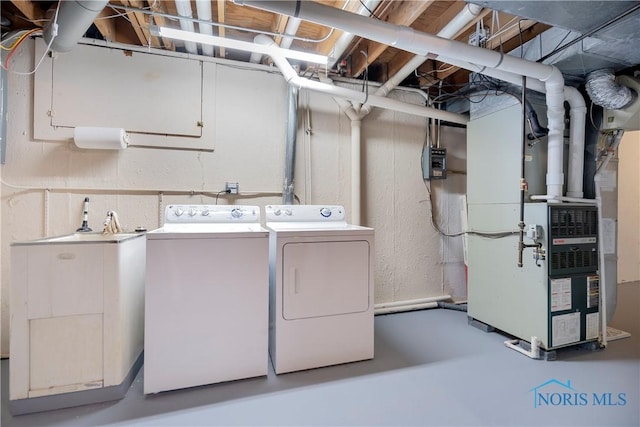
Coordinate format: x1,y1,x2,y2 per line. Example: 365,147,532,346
280,18,302,50
443,62,583,200
530,195,597,205
374,295,451,310
358,4,483,116
351,120,362,225
565,87,587,198
255,35,468,124
327,0,382,68
504,337,542,359
249,35,264,63
234,1,566,198
375,302,438,315
195,0,214,56
175,0,198,54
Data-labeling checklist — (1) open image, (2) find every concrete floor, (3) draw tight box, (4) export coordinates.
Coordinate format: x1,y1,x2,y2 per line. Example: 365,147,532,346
2,282,638,426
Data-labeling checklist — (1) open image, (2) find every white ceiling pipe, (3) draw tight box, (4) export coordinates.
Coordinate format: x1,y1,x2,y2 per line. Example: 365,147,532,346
249,35,264,63
195,0,214,56
252,17,301,63
236,0,566,199
256,36,468,124
43,0,109,52
280,17,302,50
327,0,382,68
358,3,484,116
175,0,198,54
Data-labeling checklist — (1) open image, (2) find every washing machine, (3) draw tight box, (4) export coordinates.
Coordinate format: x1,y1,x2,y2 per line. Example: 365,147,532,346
144,205,269,394
266,205,374,374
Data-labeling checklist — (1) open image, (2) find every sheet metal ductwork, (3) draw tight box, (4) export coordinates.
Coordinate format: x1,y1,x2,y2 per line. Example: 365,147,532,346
43,1,108,52
585,69,636,110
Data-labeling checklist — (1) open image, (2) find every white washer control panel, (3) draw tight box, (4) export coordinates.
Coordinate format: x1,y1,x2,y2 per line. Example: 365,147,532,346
265,205,345,222
164,205,260,224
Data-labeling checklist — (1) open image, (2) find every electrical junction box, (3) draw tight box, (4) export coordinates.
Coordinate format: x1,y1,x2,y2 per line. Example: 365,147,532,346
423,147,447,180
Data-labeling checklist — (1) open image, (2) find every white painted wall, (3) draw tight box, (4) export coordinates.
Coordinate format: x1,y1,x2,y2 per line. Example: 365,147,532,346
618,131,640,283
0,40,465,355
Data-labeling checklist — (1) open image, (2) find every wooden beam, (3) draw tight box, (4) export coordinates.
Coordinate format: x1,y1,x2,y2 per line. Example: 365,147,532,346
272,14,289,46
119,0,161,48
9,0,44,22
94,8,117,42
350,0,435,78
148,0,175,50
217,0,226,57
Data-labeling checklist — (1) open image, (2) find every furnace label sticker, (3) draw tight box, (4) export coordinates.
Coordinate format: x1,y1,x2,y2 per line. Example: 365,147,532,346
587,276,600,309
586,312,599,340
552,312,580,347
550,278,572,312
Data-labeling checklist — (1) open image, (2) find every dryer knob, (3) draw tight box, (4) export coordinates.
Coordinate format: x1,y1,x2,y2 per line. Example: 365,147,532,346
231,208,243,219
274,209,282,216
188,208,197,217
174,208,184,217
284,208,293,216
201,209,210,216
320,207,332,218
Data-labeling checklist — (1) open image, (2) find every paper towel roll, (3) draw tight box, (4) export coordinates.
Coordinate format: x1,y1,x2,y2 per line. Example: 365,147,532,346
73,127,129,150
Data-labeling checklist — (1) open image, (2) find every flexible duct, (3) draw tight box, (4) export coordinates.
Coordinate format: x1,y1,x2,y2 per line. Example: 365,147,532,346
283,86,299,205
237,0,565,198
585,69,636,110
43,0,108,52
175,0,198,54
195,0,214,56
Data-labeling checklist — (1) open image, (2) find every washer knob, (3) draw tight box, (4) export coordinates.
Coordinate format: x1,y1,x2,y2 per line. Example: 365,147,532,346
231,208,243,219
174,208,184,217
201,209,210,216
188,208,197,217
284,208,293,216
274,209,282,216
320,207,332,218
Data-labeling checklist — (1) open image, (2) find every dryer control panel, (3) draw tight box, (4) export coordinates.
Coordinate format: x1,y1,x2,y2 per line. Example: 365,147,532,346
164,205,260,224
265,205,345,222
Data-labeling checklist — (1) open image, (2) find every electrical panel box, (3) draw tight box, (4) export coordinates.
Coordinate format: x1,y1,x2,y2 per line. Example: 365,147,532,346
423,147,447,180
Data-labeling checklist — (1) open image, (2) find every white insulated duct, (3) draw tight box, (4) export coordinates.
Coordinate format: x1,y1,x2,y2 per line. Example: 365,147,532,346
280,18,302,50
43,0,108,52
235,0,566,199
585,69,636,110
175,0,198,54
195,0,214,56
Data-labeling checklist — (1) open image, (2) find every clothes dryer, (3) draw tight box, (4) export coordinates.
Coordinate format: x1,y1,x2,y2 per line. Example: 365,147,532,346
266,205,374,374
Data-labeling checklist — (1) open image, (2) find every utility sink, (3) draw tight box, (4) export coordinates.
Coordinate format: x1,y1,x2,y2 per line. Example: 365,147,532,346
27,232,143,244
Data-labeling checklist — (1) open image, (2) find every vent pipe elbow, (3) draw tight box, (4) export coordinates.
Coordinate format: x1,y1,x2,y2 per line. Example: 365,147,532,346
586,69,636,110
43,0,108,52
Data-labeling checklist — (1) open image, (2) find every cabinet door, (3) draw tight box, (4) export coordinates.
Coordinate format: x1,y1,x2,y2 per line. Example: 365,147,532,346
282,240,370,320
29,314,103,397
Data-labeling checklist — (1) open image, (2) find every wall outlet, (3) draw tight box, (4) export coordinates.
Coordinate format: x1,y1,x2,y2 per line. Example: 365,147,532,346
225,182,239,194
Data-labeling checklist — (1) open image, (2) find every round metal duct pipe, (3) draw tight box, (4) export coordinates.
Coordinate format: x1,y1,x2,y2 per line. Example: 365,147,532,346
44,1,108,52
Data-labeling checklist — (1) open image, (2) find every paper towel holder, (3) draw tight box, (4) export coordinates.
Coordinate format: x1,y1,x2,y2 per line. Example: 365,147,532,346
73,127,130,150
